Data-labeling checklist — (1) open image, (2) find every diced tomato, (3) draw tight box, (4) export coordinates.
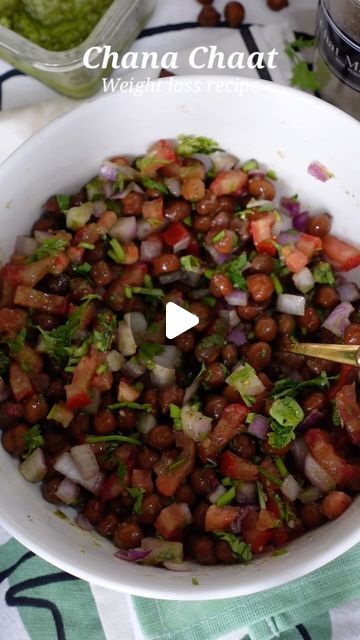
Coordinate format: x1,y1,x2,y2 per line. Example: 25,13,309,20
114,444,138,474
179,164,205,181
117,379,140,402
255,240,277,256
320,491,352,520
74,210,117,245
281,245,308,273
256,509,280,531
68,246,85,264
1,256,55,287
328,364,353,400
52,252,70,274
14,346,43,374
250,213,275,246
204,504,242,532
156,433,196,497
101,472,125,502
0,308,27,335
131,469,154,495
14,286,67,316
122,242,139,265
323,235,360,272
187,236,200,257
9,363,33,401
198,404,249,462
162,222,191,250
139,140,177,175
92,370,113,392
142,198,164,223
155,503,192,540
335,384,360,445
304,428,353,486
0,278,16,307
121,262,148,287
272,526,289,547
210,170,248,196
242,510,272,553
219,451,259,481
259,458,282,491
296,233,323,258
65,347,103,410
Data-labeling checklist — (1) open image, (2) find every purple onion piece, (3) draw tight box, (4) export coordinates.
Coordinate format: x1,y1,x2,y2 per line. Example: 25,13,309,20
236,481,257,505
248,415,269,440
206,245,230,265
227,325,247,346
229,506,251,534
114,548,151,562
225,290,248,307
307,161,333,183
297,409,325,435
76,514,94,531
99,161,118,182
337,282,360,303
322,302,354,338
293,211,309,232
280,196,301,218
278,230,300,245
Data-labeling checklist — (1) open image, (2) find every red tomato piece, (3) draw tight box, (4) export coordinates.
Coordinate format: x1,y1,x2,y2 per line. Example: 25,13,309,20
335,383,360,445
210,170,248,196
255,240,277,256
323,235,360,272
14,286,67,316
219,451,259,481
162,222,190,249
328,364,353,400
198,404,249,462
131,469,154,495
9,363,33,402
142,198,164,223
139,140,177,175
257,509,280,531
296,233,323,258
250,213,275,246
281,245,308,273
92,370,113,392
101,472,125,502
1,256,58,288
0,308,27,335
304,428,353,486
74,211,117,245
155,503,192,540
242,510,272,553
156,433,196,497
67,246,85,264
204,504,242,532
65,347,103,410
320,491,352,520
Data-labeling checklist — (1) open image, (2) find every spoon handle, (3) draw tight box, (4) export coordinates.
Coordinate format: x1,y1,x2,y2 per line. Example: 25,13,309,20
285,343,360,367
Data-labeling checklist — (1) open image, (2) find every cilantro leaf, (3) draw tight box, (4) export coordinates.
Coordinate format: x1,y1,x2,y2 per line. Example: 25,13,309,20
23,425,44,458
72,262,92,278
0,350,10,376
169,404,182,430
4,327,27,354
27,237,69,263
108,402,152,412
177,135,221,157
138,343,164,368
284,38,320,92
220,252,248,289
271,371,332,399
37,298,94,362
199,334,225,350
141,177,169,195
226,363,261,407
312,262,335,286
127,487,145,515
92,312,117,352
180,255,201,273
214,532,252,563
117,461,127,482
268,398,304,448
56,194,70,211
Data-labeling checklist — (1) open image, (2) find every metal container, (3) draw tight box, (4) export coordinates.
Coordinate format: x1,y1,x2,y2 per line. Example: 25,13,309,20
0,0,156,99
315,0,360,119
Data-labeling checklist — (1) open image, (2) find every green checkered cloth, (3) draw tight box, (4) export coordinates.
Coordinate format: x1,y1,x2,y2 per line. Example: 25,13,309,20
2,530,360,640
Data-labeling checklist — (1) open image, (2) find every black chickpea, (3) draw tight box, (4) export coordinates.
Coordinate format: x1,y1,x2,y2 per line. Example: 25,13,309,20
254,315,277,342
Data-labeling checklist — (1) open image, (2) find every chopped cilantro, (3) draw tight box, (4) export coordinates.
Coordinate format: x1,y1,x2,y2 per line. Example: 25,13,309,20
274,457,288,479
168,457,185,471
312,262,335,286
107,238,125,264
108,402,152,412
92,312,117,352
56,194,70,211
257,481,267,509
199,334,225,350
78,242,95,250
331,400,341,427
117,461,127,483
170,404,183,430
258,467,282,487
268,398,304,449
0,350,10,375
183,216,192,227
27,237,69,263
131,287,164,297
212,230,225,244
37,298,94,362
271,371,333,399
141,177,169,195
177,135,221,157
127,487,145,515
266,169,278,181
85,434,141,446
284,38,320,92
180,255,201,272
192,578,199,586
272,548,288,557
73,262,92,277
226,363,260,407
23,425,44,458
4,327,27,354
271,273,283,295
214,532,252,563
138,343,164,368
242,159,258,172
220,252,248,290
203,295,217,308
216,486,236,507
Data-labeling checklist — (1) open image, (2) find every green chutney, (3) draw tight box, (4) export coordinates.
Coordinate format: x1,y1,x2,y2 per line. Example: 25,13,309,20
0,0,114,51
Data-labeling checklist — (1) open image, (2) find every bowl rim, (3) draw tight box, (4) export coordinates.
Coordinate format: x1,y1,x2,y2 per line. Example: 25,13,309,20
0,75,360,599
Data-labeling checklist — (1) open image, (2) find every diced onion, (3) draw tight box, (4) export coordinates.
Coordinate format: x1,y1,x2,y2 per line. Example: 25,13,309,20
83,389,101,415
248,415,269,440
220,309,239,329
278,230,300,245
307,161,333,183
99,160,119,181
117,321,137,356
209,485,226,504
121,356,146,379
337,282,360,303
280,196,301,218
16,236,38,257
206,245,230,265
137,412,156,434
115,548,151,562
225,291,248,307
281,474,301,501
159,271,182,285
163,561,192,572
210,151,238,174
71,444,99,481
227,325,247,346
304,454,335,492
54,452,103,494
181,404,212,442
293,211,309,232
173,236,191,253
276,294,305,316
55,478,80,505
183,377,201,405
19,448,47,483
140,236,162,261
106,350,125,372
292,267,314,293
76,514,94,531
236,481,257,505
124,312,147,345
150,363,176,388
154,345,181,369
164,177,182,197
299,486,322,504
322,302,354,338
109,217,137,241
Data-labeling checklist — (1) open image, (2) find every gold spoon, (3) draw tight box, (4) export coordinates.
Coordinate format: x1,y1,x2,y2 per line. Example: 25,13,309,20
285,343,360,367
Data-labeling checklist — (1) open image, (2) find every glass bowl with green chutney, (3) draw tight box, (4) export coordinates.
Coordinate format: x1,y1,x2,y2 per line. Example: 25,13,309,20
0,0,157,98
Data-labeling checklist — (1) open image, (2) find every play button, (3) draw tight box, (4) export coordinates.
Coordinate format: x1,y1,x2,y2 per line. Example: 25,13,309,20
165,302,199,340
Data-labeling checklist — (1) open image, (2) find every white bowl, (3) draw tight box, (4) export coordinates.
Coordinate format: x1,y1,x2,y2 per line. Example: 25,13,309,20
1,77,360,600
